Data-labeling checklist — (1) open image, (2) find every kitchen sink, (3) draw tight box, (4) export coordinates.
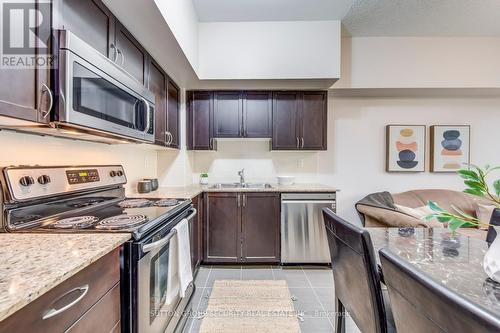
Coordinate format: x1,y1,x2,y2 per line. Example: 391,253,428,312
209,183,273,189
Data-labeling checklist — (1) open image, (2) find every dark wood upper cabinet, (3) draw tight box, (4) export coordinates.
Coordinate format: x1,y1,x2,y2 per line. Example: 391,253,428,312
148,61,167,145
166,78,180,149
115,21,147,84
204,192,280,264
61,0,146,84
272,91,327,150
187,91,215,150
243,91,272,138
0,0,51,123
60,0,115,58
300,91,328,150
213,91,243,138
241,193,280,263
205,193,240,263
272,91,301,150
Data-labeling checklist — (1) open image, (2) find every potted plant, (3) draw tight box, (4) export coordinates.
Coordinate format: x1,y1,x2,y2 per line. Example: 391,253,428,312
200,173,209,185
426,164,500,282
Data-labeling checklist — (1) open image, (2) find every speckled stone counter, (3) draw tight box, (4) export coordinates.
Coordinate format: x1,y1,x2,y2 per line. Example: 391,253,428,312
368,228,500,317
0,233,130,322
129,183,337,200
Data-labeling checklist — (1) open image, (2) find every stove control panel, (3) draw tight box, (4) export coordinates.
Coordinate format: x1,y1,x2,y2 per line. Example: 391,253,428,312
66,169,100,184
3,165,127,202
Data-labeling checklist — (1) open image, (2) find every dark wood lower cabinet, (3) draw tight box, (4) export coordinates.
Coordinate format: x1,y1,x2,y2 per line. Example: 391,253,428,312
205,192,241,263
204,192,280,264
0,248,121,333
241,193,280,263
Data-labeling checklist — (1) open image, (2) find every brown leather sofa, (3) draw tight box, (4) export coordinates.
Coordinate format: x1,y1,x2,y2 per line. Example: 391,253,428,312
356,189,488,229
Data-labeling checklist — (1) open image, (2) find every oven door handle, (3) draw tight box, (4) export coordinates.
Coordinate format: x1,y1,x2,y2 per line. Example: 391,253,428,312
142,208,197,253
141,97,151,134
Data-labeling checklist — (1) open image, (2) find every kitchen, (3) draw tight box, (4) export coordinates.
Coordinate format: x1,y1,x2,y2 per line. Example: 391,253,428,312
1,1,500,333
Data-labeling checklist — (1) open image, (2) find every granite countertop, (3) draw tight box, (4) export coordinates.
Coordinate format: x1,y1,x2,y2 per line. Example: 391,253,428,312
129,183,338,200
368,228,500,317
0,233,130,322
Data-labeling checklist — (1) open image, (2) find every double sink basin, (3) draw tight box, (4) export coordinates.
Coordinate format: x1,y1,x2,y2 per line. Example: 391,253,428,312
209,183,273,189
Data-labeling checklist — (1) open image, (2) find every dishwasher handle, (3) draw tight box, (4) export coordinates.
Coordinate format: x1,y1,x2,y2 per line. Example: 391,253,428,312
281,200,336,204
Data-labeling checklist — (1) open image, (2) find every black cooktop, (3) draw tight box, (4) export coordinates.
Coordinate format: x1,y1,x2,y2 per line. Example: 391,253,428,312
7,194,191,240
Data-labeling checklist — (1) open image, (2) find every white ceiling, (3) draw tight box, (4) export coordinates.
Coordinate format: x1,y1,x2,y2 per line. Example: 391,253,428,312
192,0,500,36
343,0,500,36
192,0,354,22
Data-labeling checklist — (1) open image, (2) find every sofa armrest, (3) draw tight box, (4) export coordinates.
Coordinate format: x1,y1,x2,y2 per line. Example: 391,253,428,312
356,204,438,228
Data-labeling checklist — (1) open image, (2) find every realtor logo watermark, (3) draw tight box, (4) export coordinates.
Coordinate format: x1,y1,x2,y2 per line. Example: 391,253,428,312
1,0,53,68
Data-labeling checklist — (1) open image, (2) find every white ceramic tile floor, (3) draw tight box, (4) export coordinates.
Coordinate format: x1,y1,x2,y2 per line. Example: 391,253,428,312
182,266,361,333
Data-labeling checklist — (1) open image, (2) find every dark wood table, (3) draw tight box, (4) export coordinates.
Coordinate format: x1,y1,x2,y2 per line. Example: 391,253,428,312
367,227,500,317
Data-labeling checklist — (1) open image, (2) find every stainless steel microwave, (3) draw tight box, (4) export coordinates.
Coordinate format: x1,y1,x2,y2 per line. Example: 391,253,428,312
53,30,155,142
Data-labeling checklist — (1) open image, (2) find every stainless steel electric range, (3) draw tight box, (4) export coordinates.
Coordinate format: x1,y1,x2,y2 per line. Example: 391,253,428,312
0,165,196,333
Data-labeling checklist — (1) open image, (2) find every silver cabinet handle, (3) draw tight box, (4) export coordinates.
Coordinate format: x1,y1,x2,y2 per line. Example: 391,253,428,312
296,137,299,149
117,48,124,66
42,285,89,320
110,43,118,62
237,194,241,207
242,194,246,208
210,138,214,149
167,132,173,145
40,84,53,119
164,132,168,146
301,137,304,149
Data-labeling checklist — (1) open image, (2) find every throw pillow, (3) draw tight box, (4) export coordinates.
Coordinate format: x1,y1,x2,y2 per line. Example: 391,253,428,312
394,204,443,227
475,203,497,230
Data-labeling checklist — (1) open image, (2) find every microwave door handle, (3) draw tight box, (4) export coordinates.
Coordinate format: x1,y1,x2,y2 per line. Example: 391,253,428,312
142,208,197,253
141,98,151,134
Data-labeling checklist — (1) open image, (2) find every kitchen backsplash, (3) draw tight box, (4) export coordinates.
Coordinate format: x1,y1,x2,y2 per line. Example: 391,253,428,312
191,140,321,184
0,131,157,193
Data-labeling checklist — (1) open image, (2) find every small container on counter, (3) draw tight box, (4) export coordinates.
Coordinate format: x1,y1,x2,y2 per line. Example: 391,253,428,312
137,180,152,193
143,178,159,191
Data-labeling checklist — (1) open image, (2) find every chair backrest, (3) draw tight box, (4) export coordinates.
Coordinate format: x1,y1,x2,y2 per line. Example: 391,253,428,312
323,208,389,333
379,248,500,333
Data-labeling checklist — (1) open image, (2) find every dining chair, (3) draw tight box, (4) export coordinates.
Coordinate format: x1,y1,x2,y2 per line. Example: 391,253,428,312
379,248,500,333
322,208,395,333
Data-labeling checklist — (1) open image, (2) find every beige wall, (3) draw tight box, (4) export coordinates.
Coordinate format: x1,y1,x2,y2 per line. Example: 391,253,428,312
336,37,500,89
0,130,157,194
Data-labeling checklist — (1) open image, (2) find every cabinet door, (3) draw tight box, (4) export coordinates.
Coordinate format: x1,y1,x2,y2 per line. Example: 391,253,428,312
241,193,280,263
60,0,115,58
205,193,240,263
187,91,214,150
115,21,147,84
272,91,300,150
243,91,272,138
166,78,180,149
300,91,327,150
0,0,50,123
213,91,242,138
148,61,167,146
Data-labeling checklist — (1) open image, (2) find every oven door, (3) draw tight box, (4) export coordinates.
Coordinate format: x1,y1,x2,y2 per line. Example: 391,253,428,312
137,208,196,333
57,43,154,142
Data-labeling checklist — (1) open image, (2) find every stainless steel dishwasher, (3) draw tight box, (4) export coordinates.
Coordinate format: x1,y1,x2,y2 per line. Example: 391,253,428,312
281,193,336,264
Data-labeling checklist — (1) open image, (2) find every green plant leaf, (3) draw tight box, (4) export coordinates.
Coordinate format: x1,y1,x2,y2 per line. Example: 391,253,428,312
437,216,453,223
464,180,486,191
463,188,485,197
448,218,469,232
494,179,500,197
457,169,480,181
427,201,445,213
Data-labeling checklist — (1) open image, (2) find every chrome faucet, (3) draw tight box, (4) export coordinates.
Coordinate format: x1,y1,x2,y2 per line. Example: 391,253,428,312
238,168,245,186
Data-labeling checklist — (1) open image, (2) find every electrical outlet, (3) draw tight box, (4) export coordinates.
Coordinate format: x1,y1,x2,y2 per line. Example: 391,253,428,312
297,159,304,169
